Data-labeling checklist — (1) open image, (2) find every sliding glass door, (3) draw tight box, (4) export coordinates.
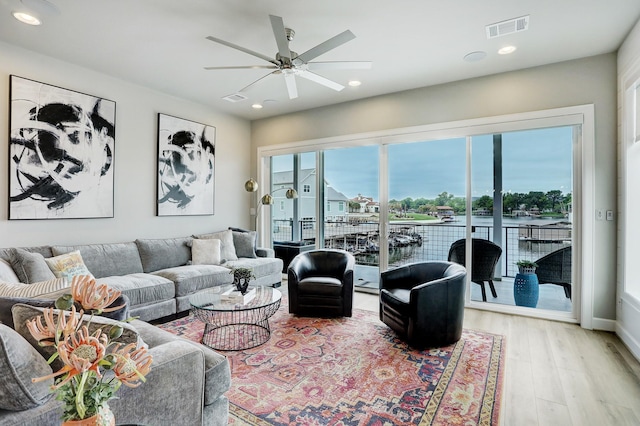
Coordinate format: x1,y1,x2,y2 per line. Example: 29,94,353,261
387,138,467,267
261,109,583,321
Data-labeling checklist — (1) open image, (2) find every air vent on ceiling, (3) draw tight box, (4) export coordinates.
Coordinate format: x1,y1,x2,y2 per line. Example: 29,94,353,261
222,93,248,103
486,15,529,39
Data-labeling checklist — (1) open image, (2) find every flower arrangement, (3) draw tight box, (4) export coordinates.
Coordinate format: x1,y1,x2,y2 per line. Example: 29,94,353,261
26,275,152,424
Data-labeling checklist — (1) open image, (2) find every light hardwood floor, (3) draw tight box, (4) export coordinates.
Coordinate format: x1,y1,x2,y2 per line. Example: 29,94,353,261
350,290,640,426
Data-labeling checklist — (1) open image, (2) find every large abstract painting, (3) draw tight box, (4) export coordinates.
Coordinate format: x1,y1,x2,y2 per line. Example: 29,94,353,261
157,113,215,216
9,76,116,220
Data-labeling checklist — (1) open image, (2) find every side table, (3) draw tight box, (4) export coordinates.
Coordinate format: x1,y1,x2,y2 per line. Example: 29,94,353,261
513,272,539,307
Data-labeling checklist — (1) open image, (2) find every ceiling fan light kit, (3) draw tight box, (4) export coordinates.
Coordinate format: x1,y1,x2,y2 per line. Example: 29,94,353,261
205,14,371,100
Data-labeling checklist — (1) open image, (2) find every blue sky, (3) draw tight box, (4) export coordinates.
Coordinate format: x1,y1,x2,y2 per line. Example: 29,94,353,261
273,126,573,200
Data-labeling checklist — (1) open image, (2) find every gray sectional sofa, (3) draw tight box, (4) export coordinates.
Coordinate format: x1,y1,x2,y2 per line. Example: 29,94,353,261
0,229,284,322
0,228,284,425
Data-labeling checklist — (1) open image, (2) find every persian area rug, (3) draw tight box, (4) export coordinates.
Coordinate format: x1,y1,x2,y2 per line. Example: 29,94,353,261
158,306,505,425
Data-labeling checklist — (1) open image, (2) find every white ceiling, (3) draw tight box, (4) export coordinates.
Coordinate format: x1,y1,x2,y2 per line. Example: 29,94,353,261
1,0,640,120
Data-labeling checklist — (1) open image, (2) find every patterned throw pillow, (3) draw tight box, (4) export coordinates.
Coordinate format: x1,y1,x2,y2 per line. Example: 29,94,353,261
190,239,223,265
44,250,94,281
0,278,69,298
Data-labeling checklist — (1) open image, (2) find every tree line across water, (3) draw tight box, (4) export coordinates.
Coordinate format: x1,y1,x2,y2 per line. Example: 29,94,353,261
385,190,572,217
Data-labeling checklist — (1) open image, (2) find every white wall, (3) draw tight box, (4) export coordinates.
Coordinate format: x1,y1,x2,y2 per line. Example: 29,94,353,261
0,41,252,247
617,18,640,359
252,54,618,322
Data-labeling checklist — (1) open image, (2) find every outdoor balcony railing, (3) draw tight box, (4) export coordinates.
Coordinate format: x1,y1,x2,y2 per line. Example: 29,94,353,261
272,219,571,277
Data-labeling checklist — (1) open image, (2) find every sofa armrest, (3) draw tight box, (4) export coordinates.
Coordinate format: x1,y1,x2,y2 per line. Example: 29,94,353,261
131,320,231,405
110,340,205,426
256,247,274,258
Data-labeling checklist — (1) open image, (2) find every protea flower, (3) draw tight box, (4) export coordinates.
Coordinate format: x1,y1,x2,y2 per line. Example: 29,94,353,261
111,343,153,388
26,305,82,346
71,275,123,313
32,326,108,389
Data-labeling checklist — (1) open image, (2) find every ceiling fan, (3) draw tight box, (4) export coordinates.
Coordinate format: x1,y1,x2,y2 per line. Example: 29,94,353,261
204,14,371,99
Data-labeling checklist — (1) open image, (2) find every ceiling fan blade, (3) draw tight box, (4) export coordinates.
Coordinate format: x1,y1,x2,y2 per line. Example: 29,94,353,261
294,30,356,65
204,65,278,70
206,36,278,66
298,70,344,91
284,73,298,99
307,61,372,71
237,71,279,93
269,14,291,63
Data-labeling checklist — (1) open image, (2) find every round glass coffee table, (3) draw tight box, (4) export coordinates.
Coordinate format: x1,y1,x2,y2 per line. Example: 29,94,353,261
189,285,281,351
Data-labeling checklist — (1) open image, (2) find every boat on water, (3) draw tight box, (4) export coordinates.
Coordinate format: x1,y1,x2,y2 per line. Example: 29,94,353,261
436,206,457,222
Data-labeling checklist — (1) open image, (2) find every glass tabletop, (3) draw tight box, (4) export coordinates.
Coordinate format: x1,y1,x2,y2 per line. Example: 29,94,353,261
189,285,282,312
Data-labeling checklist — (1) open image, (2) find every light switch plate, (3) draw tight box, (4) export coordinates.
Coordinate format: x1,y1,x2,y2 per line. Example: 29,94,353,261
606,210,614,221
596,209,604,220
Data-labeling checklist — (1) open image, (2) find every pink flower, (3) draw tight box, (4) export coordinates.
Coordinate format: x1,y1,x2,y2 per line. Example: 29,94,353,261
71,275,123,313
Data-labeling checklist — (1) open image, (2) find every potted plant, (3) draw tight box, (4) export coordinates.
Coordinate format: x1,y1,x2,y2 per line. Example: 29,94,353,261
516,260,538,275
229,267,255,294
26,275,152,425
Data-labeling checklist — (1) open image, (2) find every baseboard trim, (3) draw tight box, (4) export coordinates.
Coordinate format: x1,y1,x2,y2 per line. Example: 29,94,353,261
616,323,640,361
592,317,616,331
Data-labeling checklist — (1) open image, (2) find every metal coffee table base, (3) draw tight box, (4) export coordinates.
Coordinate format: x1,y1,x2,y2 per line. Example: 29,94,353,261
193,300,281,351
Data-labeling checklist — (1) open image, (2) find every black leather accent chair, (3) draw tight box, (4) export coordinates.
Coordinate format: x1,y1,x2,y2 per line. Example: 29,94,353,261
287,249,356,317
379,261,467,349
448,238,502,302
535,246,572,299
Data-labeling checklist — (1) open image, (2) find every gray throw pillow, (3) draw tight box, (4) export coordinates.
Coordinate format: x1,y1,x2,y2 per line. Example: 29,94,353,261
0,323,53,410
231,230,257,258
8,248,56,284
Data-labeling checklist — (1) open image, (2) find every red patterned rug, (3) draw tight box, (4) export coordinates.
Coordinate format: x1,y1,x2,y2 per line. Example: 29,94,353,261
158,306,505,425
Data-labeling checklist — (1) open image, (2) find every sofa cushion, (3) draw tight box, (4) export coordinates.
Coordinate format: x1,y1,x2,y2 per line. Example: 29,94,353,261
44,250,94,281
231,230,257,259
11,303,143,371
0,259,20,283
152,265,232,297
0,324,53,411
193,230,238,261
51,243,144,278
224,257,283,279
190,239,223,265
0,278,69,299
97,273,175,307
8,248,57,284
136,238,193,273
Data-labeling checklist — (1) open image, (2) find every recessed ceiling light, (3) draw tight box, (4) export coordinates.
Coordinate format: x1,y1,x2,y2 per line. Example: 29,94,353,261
251,103,263,109
348,80,362,87
13,11,41,25
463,51,487,62
498,46,517,55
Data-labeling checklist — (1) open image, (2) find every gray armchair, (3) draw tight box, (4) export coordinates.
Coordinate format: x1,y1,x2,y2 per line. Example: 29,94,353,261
379,261,467,349
287,249,356,317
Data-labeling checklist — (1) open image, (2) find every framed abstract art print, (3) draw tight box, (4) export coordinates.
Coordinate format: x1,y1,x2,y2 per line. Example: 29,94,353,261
157,113,216,216
9,75,116,220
